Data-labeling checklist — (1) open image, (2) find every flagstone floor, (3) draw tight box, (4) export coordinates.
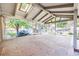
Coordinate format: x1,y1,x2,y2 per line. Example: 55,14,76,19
0,34,78,56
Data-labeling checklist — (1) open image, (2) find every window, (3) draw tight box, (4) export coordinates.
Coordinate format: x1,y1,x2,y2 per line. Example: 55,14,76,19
19,3,32,12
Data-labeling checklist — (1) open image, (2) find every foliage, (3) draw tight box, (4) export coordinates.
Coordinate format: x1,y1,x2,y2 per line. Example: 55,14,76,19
77,33,79,37
56,22,67,28
68,32,73,35
77,19,79,27
7,31,16,37
7,17,32,36
7,17,32,29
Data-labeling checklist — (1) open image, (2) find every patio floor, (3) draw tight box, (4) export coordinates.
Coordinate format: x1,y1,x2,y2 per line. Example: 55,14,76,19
0,34,78,56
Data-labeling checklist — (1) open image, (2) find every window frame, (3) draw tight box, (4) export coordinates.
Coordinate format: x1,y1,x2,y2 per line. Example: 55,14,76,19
19,3,31,12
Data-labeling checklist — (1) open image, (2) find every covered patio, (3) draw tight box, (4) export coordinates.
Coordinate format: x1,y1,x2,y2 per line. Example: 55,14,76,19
0,3,79,56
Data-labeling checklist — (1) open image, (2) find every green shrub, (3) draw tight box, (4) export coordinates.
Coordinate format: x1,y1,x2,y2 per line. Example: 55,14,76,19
68,32,73,35
7,32,16,37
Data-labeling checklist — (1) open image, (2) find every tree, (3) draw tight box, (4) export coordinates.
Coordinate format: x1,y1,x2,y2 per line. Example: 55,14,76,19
7,17,31,36
56,21,67,28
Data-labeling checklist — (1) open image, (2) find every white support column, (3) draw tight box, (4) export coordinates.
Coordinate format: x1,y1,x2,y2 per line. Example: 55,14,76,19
73,3,78,50
55,17,56,34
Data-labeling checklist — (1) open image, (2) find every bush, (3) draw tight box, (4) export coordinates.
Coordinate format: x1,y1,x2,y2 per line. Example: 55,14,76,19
68,32,73,35
7,32,16,37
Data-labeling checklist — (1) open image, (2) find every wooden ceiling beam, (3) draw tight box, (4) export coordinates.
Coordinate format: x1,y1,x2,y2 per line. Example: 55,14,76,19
38,3,55,16
38,13,48,21
45,18,73,24
44,17,54,23
42,16,52,22
77,16,79,18
50,10,74,13
54,14,73,17
44,3,74,9
53,13,74,15
13,3,17,16
32,10,43,20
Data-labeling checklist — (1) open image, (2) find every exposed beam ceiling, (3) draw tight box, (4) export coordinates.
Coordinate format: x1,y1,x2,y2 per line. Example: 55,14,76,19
13,3,17,16
53,13,74,16
37,3,74,21
54,15,73,20
47,7,74,11
77,16,79,18
44,3,73,9
38,3,55,16
45,17,54,23
42,16,52,22
38,13,48,21
55,15,73,17
49,10,74,13
0,3,17,16
32,10,43,20
45,19,73,24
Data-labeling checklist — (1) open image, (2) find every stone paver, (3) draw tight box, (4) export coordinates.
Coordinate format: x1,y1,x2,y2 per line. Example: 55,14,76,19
0,34,77,56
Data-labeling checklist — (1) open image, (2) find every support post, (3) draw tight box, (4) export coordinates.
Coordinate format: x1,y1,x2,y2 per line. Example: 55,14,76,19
73,3,78,51
0,15,4,42
55,17,56,34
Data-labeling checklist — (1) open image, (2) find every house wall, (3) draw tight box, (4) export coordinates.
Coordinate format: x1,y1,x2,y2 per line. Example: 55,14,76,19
0,15,5,42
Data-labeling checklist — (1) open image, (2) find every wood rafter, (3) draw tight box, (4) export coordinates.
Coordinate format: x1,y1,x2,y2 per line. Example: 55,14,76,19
38,13,48,21
54,14,73,17
13,3,17,16
50,10,74,13
43,3,73,9
77,16,79,18
32,10,43,20
45,17,54,23
38,3,55,16
45,18,73,24
42,16,52,22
